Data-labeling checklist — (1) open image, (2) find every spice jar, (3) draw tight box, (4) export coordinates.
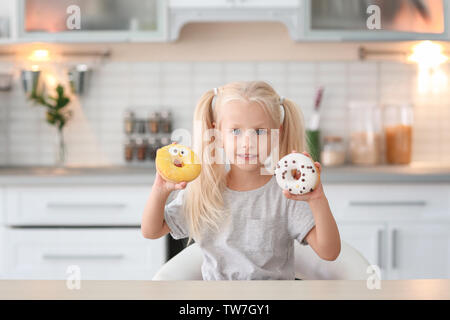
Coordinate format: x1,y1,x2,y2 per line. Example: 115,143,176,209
137,119,146,134
320,136,346,167
348,102,382,165
124,137,135,162
148,111,160,134
148,136,159,161
159,111,172,133
159,135,171,148
383,103,413,165
136,137,148,161
124,111,135,135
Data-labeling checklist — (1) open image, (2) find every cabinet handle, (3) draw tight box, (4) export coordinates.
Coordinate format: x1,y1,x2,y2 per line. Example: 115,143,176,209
42,253,125,260
392,229,397,269
349,201,427,207
47,203,127,210
377,229,383,269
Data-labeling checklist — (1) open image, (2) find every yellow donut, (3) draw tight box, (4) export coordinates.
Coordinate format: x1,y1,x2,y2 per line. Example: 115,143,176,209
155,142,201,183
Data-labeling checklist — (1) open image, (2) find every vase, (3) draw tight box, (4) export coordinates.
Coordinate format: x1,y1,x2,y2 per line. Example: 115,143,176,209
55,128,66,167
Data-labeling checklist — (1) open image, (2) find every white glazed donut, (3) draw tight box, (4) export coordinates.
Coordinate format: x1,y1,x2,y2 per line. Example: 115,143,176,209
274,153,320,195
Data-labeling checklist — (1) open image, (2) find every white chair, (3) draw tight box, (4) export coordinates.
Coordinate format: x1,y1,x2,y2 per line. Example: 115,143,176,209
152,240,371,280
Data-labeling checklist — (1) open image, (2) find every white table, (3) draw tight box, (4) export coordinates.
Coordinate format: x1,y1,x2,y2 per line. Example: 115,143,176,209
0,280,449,300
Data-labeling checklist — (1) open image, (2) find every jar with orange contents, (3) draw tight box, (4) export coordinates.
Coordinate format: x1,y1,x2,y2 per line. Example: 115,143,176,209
383,103,414,165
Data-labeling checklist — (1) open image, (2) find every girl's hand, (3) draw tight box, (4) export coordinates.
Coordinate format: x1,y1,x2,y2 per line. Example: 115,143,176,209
153,170,187,194
282,150,325,203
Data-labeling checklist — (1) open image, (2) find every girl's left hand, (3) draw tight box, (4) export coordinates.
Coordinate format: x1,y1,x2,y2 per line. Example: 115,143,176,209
282,150,325,203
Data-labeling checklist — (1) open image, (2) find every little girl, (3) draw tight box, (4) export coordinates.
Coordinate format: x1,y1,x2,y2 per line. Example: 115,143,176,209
141,81,341,280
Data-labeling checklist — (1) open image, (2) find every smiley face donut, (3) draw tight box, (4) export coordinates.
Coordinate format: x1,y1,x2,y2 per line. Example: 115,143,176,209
274,153,320,195
156,142,201,184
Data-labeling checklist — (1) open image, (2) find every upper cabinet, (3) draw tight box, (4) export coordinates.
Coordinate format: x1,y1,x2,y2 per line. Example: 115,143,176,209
168,0,301,41
0,0,449,43
16,0,167,42
302,0,450,41
169,0,299,8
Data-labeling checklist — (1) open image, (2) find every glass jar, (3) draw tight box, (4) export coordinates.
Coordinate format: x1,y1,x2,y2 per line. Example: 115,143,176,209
159,135,171,148
148,136,159,161
383,103,413,165
159,111,172,134
137,119,146,134
136,137,148,161
148,111,160,134
348,101,382,166
320,136,346,167
124,137,135,162
124,111,135,135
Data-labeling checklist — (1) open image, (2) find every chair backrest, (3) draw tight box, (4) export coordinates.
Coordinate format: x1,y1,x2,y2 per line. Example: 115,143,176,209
152,240,371,280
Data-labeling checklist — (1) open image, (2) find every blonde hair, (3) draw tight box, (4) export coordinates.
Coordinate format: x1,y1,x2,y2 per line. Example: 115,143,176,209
181,81,307,246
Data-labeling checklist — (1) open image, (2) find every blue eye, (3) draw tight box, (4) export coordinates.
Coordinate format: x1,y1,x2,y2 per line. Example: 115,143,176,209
231,128,241,135
256,129,267,135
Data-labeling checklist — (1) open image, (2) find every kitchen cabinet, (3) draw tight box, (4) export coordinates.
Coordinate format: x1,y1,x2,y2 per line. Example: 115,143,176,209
15,0,167,42
324,183,450,280
386,223,450,280
168,0,301,41
0,183,168,280
4,185,150,226
0,227,166,280
337,222,386,274
302,0,450,41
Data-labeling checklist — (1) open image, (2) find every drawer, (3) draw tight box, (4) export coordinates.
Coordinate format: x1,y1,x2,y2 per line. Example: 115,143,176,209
0,228,166,280
323,183,450,221
5,185,150,226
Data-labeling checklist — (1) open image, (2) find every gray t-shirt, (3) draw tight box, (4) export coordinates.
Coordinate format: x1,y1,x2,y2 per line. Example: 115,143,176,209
163,175,316,280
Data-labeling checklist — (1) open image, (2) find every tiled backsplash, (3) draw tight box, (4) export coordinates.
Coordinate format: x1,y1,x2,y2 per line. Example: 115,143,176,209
0,60,449,166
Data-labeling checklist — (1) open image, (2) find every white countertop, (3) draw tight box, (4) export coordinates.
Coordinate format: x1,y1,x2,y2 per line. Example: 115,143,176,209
1,163,450,185
0,279,449,300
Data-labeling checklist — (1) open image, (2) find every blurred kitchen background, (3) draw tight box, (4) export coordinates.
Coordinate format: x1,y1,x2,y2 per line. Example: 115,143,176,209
0,0,449,281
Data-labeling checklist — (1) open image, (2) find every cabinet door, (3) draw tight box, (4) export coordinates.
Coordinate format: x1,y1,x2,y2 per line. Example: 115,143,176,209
1,228,166,280
18,0,167,42
388,223,450,280
302,0,450,41
337,222,386,274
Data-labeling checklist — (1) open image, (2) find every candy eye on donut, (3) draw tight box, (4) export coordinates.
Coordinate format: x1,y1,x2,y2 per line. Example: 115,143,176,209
179,147,187,157
169,147,178,156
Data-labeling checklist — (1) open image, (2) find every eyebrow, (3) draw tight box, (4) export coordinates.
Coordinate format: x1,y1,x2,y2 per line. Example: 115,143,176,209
228,123,268,128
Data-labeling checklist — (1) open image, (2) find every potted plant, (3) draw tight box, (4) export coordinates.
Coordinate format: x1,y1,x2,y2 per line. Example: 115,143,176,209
28,84,72,166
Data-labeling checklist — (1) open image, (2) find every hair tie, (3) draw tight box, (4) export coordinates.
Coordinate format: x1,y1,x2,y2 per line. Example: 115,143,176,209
211,87,218,111
279,96,285,124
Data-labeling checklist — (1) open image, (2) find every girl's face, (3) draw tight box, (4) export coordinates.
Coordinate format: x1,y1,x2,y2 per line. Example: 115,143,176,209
215,100,279,172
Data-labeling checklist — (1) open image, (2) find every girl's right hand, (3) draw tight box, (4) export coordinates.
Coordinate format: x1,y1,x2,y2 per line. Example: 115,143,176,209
153,171,187,194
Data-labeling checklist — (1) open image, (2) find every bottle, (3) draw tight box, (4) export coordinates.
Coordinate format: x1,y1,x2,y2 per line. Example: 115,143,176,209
148,111,160,134
160,111,172,133
137,119,146,134
136,137,148,161
124,137,135,162
159,135,171,148
320,136,346,167
148,136,158,161
124,111,135,135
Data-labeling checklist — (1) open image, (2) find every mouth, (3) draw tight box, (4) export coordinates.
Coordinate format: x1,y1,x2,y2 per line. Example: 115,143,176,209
173,158,184,168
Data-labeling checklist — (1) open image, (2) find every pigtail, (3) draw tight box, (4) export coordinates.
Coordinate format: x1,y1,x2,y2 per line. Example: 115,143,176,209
183,89,228,247
278,98,306,159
